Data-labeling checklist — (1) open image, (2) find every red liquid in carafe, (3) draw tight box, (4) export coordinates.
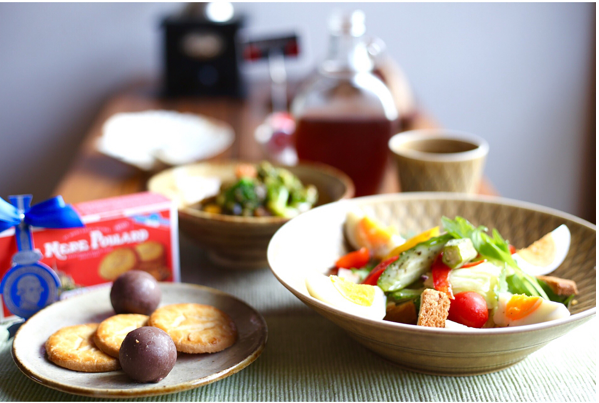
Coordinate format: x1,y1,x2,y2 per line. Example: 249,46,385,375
295,116,397,197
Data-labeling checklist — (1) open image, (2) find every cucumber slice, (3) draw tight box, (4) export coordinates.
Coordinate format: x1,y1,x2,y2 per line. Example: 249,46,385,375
378,234,451,292
442,238,478,269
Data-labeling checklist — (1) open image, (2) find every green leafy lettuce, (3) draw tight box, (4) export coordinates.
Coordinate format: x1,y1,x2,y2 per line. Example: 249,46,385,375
442,216,548,299
448,262,503,309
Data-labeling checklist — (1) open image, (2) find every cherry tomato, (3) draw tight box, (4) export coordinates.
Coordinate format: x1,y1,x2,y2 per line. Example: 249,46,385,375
509,244,516,254
362,256,399,286
448,291,489,328
335,248,370,269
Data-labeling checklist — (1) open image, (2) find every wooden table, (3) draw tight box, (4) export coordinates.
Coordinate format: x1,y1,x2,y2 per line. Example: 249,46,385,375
30,85,599,403
53,83,496,202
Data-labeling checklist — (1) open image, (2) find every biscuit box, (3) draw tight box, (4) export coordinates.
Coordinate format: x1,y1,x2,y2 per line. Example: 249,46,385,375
0,192,180,319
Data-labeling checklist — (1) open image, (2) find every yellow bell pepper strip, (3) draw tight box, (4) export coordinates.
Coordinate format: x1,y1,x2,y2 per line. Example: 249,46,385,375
383,227,440,260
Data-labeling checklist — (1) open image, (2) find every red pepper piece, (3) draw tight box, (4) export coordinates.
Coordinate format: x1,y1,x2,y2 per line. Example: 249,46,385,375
461,259,486,268
432,253,454,299
509,244,516,255
335,247,370,269
362,256,399,286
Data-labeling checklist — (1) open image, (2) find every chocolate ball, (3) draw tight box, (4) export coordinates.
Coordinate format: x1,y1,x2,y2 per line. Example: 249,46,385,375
119,327,177,383
110,270,161,315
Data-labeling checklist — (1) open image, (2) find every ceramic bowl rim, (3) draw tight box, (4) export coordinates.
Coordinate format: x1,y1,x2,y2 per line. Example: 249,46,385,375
147,160,355,225
267,192,596,336
12,283,268,398
389,130,490,163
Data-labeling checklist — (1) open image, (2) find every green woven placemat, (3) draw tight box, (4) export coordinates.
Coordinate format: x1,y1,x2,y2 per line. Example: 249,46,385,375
0,239,595,402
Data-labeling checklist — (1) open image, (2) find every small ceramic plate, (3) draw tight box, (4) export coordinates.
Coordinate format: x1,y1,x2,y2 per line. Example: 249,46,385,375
12,283,267,398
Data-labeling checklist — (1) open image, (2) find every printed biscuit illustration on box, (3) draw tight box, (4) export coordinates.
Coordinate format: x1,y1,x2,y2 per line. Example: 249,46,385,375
135,241,170,281
98,248,139,281
98,241,170,282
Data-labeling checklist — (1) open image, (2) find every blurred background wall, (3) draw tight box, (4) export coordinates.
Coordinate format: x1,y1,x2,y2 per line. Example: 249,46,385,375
0,2,594,220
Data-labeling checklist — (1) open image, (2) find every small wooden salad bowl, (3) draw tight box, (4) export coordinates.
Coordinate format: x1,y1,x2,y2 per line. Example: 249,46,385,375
267,193,596,375
148,161,353,270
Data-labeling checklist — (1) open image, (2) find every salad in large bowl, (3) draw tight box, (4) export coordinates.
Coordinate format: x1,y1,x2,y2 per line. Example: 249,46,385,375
307,209,577,329
267,194,595,374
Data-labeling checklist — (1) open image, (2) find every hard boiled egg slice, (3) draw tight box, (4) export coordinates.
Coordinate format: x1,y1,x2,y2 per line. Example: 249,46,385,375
305,273,386,320
493,293,570,327
512,225,571,276
337,268,361,284
445,320,470,330
345,208,405,259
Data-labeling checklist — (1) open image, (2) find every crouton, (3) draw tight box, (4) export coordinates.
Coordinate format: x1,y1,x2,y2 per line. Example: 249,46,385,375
385,300,418,324
417,289,450,328
537,275,578,296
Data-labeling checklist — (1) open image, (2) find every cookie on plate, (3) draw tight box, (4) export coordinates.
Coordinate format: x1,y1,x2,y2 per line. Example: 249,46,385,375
45,323,120,372
93,314,149,358
149,303,237,354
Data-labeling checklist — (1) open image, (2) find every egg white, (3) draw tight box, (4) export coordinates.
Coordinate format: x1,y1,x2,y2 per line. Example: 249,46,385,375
305,273,386,321
344,208,365,251
513,225,570,276
445,320,470,330
493,293,570,327
337,268,361,284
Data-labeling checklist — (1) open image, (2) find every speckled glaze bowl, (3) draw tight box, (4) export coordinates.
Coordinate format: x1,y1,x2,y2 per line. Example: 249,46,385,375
389,130,489,194
267,193,596,376
148,161,354,270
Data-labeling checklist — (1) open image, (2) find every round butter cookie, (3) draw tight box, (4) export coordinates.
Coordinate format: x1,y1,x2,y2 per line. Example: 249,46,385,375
149,303,237,354
98,248,138,281
45,323,120,372
93,314,149,358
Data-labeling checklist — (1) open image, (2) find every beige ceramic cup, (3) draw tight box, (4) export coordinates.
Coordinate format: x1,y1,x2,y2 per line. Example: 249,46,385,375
389,130,489,193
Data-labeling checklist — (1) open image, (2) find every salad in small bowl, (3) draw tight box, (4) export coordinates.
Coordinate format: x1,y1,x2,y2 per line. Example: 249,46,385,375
149,160,353,269
267,193,596,375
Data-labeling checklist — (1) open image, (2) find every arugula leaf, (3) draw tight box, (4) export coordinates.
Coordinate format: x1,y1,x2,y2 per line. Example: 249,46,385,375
442,216,548,299
388,288,423,303
350,267,373,282
441,216,487,239
387,288,423,311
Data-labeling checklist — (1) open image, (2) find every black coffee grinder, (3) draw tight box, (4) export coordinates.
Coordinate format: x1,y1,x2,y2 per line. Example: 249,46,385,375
162,3,245,98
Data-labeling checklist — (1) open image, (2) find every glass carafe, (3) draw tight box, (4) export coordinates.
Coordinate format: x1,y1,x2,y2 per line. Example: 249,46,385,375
291,10,398,196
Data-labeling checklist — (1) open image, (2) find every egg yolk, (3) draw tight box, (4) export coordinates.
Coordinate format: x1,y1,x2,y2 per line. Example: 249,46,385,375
357,216,394,248
505,295,542,321
330,275,375,307
517,232,556,267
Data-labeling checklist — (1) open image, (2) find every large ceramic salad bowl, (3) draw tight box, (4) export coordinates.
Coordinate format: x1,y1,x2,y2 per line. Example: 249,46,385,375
267,193,596,375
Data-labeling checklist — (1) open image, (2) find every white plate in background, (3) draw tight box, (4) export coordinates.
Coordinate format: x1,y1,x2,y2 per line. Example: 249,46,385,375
97,110,235,171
